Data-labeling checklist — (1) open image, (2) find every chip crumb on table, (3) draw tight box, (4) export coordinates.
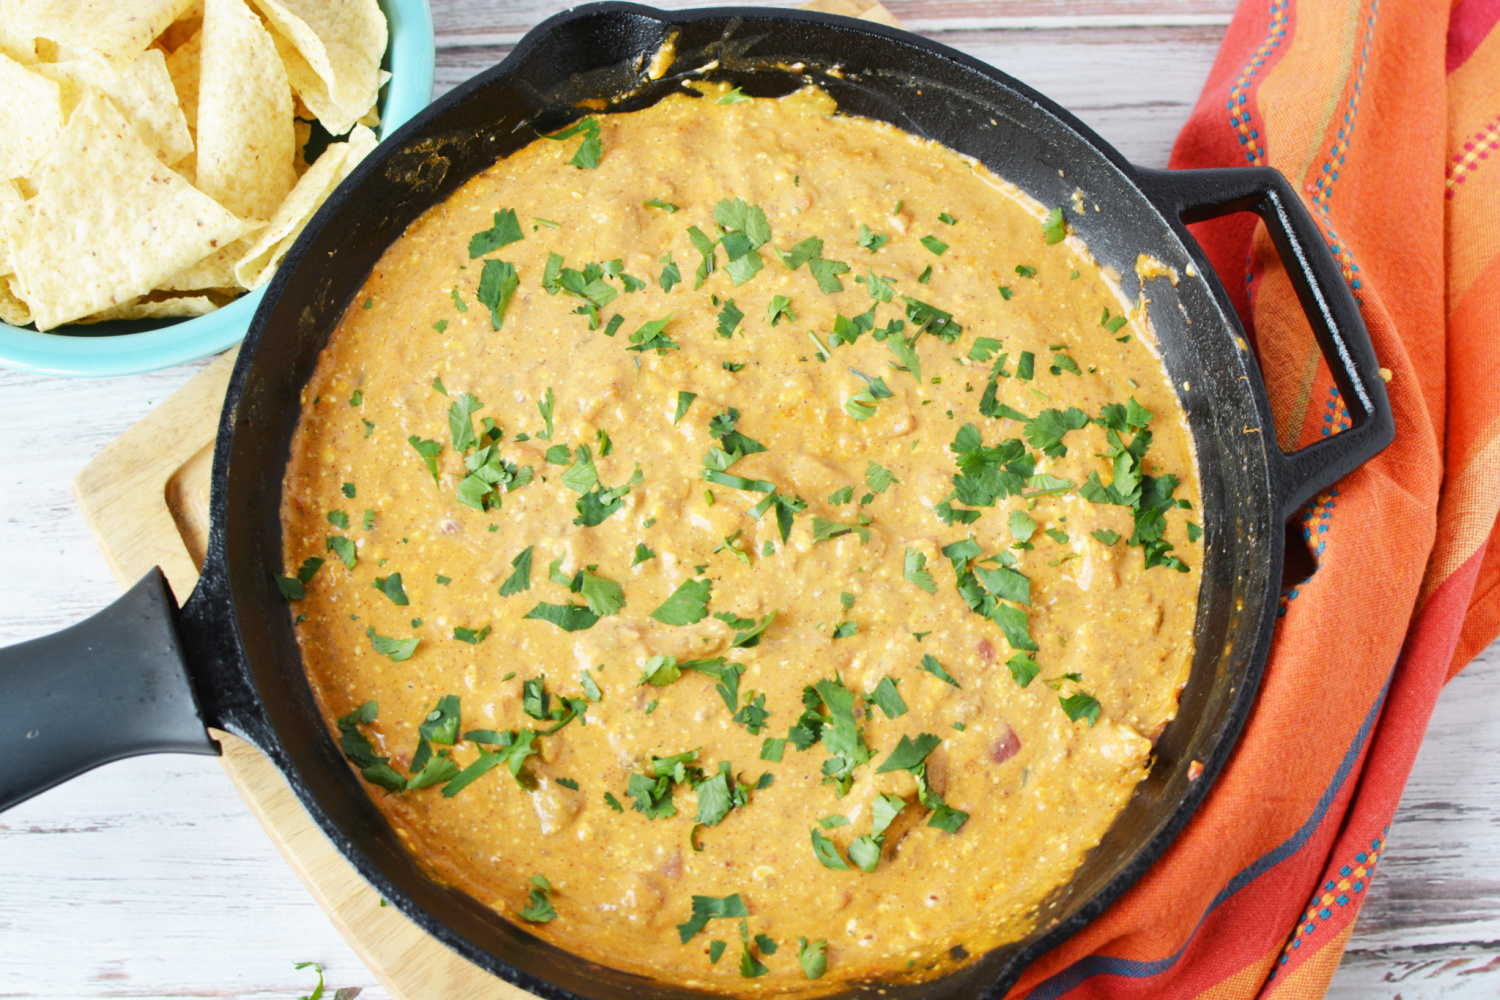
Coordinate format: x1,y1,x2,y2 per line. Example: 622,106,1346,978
0,0,390,331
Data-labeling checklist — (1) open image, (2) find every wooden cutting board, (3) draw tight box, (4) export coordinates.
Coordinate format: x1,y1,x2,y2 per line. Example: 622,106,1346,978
71,3,900,996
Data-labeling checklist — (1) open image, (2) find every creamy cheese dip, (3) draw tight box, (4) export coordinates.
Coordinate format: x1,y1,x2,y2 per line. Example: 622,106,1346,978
281,83,1201,994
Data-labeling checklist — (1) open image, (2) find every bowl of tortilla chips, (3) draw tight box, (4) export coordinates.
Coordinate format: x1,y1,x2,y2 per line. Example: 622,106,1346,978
0,0,435,377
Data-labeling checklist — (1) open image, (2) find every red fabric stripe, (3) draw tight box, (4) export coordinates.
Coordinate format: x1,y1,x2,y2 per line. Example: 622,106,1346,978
1263,543,1487,987
1448,0,1500,72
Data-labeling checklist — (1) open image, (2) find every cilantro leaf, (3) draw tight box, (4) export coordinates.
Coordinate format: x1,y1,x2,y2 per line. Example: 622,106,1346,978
468,209,523,258
627,313,678,354
366,627,417,661
1024,407,1089,458
856,225,888,253
847,834,882,873
876,733,941,773
870,676,907,719
918,653,960,687
810,828,848,870
651,578,713,625
326,535,356,570
798,938,827,980
1060,690,1102,725
645,198,678,212
632,542,656,565
677,894,750,943
1007,653,1040,687
808,257,850,293
476,259,519,330
579,570,625,617
904,547,937,593
717,298,743,337
919,234,949,255
453,625,491,644
524,602,599,631
674,391,697,425
373,573,408,605
779,236,822,270
407,436,442,484
864,461,898,493
1042,207,1066,244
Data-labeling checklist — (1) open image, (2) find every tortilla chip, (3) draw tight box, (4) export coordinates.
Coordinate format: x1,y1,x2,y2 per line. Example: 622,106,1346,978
0,54,65,178
159,0,204,52
0,276,31,326
76,293,219,323
158,233,259,291
15,0,195,66
234,124,375,289
0,179,23,278
38,49,194,164
164,29,200,132
250,0,384,128
0,1,38,64
270,28,361,136
7,90,253,330
196,0,294,220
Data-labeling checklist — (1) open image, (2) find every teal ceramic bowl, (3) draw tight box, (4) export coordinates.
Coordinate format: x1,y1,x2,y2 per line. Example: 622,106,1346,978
0,0,435,378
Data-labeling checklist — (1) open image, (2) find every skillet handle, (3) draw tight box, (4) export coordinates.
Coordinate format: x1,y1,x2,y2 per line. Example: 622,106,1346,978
1136,166,1395,520
0,569,217,813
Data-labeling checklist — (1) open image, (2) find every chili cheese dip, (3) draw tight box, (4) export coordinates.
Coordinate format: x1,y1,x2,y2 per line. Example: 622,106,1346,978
280,82,1201,994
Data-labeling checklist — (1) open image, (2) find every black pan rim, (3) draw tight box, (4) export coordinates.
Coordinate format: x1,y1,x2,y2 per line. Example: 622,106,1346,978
202,5,1288,997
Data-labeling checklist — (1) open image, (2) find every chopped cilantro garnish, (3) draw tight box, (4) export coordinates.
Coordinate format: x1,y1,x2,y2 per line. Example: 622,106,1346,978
468,209,523,258
523,602,599,631
540,116,602,169
831,621,859,639
798,938,828,980
918,653,960,687
904,547,937,593
660,258,681,292
1015,264,1037,278
1017,351,1035,380
453,625,491,644
1100,307,1128,333
366,627,417,661
1007,653,1040,687
767,295,795,326
326,535,356,570
919,235,949,255
864,461,898,493
810,828,848,870
808,256,850,293
999,284,1014,300
327,510,349,530
856,225,888,253
870,675,907,718
938,212,957,225
373,573,408,605
627,313,679,354
761,738,785,762
717,86,751,104
674,391,697,425
1187,521,1203,542
677,894,750,943
517,876,556,923
876,732,940,773
644,198,679,212
1060,690,1102,725
651,577,713,625
1042,207,1066,244
475,259,519,330
604,791,624,812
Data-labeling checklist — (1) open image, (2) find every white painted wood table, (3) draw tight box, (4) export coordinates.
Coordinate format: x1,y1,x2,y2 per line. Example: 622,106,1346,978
0,1,1492,996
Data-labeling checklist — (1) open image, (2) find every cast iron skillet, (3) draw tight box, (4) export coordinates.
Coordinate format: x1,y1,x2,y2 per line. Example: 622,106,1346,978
0,5,1393,997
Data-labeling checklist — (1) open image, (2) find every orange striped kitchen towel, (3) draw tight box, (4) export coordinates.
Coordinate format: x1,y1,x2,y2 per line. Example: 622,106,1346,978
1008,0,1500,996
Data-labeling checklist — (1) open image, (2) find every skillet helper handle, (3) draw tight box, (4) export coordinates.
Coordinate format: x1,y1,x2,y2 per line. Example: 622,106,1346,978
0,569,217,813
1136,166,1395,520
